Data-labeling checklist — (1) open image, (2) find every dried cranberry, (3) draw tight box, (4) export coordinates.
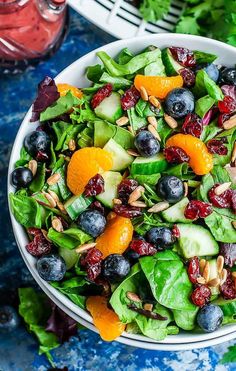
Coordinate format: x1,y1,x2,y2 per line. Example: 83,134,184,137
129,239,156,256
182,113,203,138
83,174,105,197
121,86,140,111
169,47,196,67
164,146,190,164
80,247,103,281
179,68,195,87
220,243,236,267
187,257,200,284
207,139,228,155
90,200,105,215
26,228,52,257
113,204,142,218
220,270,236,300
36,151,49,162
184,200,213,220
218,113,230,127
232,190,236,212
172,224,180,239
191,285,211,307
91,83,113,109
118,179,139,204
218,95,236,114
208,184,233,208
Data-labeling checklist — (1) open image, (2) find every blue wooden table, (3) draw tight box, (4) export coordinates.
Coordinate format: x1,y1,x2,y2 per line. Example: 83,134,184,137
0,8,235,371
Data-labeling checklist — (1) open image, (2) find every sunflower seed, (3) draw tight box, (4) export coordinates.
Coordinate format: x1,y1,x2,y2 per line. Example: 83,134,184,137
68,139,76,151
127,149,140,157
232,221,236,229
216,255,224,274
41,229,51,242
203,261,210,282
28,160,37,177
143,303,153,312
140,86,148,101
214,182,231,196
184,182,188,197
164,114,178,129
199,259,206,275
130,201,147,208
148,124,161,141
208,277,221,287
223,114,236,130
126,291,142,303
116,116,129,126
57,201,67,214
76,242,97,254
44,192,57,208
128,186,145,204
47,173,61,186
231,142,236,163
52,217,64,233
148,201,169,213
220,268,228,286
149,95,161,109
147,116,157,129
113,198,122,205
48,189,59,204
197,276,206,284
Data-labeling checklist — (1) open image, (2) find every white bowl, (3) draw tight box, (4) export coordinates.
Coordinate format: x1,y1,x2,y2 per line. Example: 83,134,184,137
8,33,236,350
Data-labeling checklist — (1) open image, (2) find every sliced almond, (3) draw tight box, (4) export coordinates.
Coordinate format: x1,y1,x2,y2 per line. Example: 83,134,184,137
184,182,188,197
76,242,97,254
203,261,210,282
140,86,149,101
144,303,153,312
44,192,57,208
41,229,51,242
223,114,236,130
128,185,145,204
113,198,122,205
57,201,67,214
220,268,228,286
214,182,231,196
148,201,169,213
47,173,61,186
232,221,236,229
164,113,178,129
28,159,37,177
208,277,221,287
48,189,59,204
68,138,76,151
199,259,206,275
149,95,161,109
216,255,224,274
197,276,206,284
231,142,236,163
116,116,129,126
126,291,142,303
148,124,161,141
52,217,64,232
127,149,140,157
130,201,147,208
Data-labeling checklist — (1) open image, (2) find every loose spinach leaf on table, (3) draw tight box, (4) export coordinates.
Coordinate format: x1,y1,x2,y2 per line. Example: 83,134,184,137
140,251,196,311
47,227,92,250
40,91,80,122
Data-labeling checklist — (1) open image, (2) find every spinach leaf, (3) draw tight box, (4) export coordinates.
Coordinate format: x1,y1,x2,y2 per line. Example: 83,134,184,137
117,48,134,65
29,163,46,193
97,49,161,77
40,91,80,122
140,251,196,311
213,127,236,166
193,51,217,64
205,211,236,243
164,163,194,180
70,96,96,124
135,99,163,118
94,120,134,149
99,72,132,89
15,147,32,168
144,55,166,76
49,165,71,201
193,70,224,100
195,95,215,118
52,121,71,151
156,118,172,144
173,307,198,330
127,107,146,132
201,120,222,142
77,123,94,148
51,276,89,309
133,213,171,236
47,227,91,250
49,141,57,170
86,64,103,83
10,192,44,228
133,173,160,186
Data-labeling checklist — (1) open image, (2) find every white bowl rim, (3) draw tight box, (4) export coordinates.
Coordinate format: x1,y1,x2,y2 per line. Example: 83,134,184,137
7,32,236,350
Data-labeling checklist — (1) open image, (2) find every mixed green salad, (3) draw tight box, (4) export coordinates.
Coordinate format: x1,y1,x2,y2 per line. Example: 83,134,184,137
9,44,236,342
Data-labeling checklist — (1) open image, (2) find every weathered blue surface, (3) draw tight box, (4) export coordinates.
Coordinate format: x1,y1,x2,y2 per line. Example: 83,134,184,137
0,8,236,371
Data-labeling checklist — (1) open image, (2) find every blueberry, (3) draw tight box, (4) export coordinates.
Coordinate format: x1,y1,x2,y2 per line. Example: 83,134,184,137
134,130,160,157
165,88,194,119
157,175,184,204
11,167,33,188
0,305,20,332
24,130,50,157
219,68,236,85
37,254,66,281
102,254,130,283
78,210,106,238
124,249,140,265
197,304,223,333
204,64,219,82
146,227,174,248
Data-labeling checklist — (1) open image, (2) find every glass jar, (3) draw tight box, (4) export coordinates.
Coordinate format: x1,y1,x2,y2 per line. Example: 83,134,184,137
0,0,68,72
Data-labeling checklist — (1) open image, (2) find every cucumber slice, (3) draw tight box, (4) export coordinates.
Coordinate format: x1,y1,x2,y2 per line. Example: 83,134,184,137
94,120,116,147
162,48,183,76
162,197,192,223
59,246,78,270
176,224,219,259
130,154,168,176
96,171,122,208
64,195,92,220
94,92,123,123
103,138,134,171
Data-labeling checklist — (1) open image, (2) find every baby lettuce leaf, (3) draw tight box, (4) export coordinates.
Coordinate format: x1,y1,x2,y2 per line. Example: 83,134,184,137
173,307,199,331
70,97,96,124
195,95,216,118
15,147,32,168
213,127,236,167
193,51,217,64
29,163,46,193
117,48,134,65
164,163,194,180
9,192,44,228
156,118,172,145
40,91,80,122
127,108,147,132
201,120,222,142
205,211,236,243
52,121,71,151
99,72,132,89
193,70,224,100
47,227,91,250
140,251,196,311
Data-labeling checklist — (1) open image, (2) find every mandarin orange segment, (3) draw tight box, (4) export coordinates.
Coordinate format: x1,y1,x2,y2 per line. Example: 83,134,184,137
57,83,83,98
67,148,113,195
134,75,183,99
96,213,133,258
166,134,213,175
86,296,125,341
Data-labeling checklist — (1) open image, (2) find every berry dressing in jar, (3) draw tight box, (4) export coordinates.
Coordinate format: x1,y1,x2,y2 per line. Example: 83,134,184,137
0,0,68,72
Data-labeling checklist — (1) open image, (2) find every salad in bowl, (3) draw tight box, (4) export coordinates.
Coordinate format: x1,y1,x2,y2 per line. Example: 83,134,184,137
9,42,236,343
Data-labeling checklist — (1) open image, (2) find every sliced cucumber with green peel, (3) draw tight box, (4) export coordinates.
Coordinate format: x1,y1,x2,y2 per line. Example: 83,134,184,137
162,48,183,76
59,246,78,270
96,171,122,208
103,138,134,171
94,92,123,123
176,224,219,259
64,195,92,220
162,197,192,223
130,154,167,175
